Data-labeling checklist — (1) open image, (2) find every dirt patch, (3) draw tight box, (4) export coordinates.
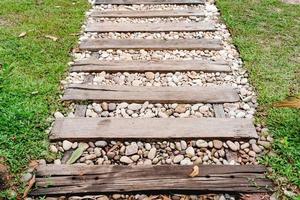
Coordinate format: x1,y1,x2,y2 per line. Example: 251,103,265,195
282,0,300,4
0,162,10,190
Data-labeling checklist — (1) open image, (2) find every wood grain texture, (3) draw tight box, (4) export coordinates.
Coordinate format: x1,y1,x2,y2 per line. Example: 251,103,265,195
85,22,216,32
49,117,258,141
71,59,231,73
79,39,223,51
94,0,205,5
91,9,205,18
62,84,240,103
31,165,272,196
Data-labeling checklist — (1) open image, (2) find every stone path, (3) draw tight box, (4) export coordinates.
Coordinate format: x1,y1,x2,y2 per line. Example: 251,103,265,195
27,0,273,199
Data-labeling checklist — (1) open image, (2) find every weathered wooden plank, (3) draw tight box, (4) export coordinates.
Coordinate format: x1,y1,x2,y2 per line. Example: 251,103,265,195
91,9,205,18
71,59,231,73
62,84,239,103
85,22,216,32
31,165,272,196
213,104,226,118
94,0,205,5
79,39,223,51
49,117,258,141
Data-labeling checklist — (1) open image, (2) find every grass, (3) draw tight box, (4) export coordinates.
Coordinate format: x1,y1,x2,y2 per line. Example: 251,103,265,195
217,0,300,195
0,0,89,197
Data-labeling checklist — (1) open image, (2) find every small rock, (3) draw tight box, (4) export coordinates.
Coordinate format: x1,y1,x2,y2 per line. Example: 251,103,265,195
185,147,195,157
49,145,58,153
173,155,184,163
120,156,133,164
145,72,155,80
226,141,238,151
241,143,250,149
252,143,262,153
148,148,156,160
108,103,116,111
257,140,271,148
131,155,140,162
54,111,64,118
132,80,142,86
54,159,61,165
95,141,107,147
101,102,108,111
145,143,151,150
180,158,193,165
196,140,208,148
125,142,139,156
128,103,142,111
180,140,187,150
62,140,72,151
213,140,223,149
175,105,187,113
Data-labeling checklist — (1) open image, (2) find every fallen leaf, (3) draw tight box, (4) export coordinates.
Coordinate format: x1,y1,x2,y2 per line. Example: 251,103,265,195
18,32,27,38
274,96,300,109
22,174,35,198
189,165,199,177
45,35,58,41
66,143,88,164
29,160,39,169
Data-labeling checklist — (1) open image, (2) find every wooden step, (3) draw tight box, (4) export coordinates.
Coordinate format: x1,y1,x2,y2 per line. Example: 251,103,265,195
94,0,205,5
62,84,240,103
30,165,272,196
79,39,223,51
50,117,258,141
71,59,231,73
85,22,216,32
91,9,205,18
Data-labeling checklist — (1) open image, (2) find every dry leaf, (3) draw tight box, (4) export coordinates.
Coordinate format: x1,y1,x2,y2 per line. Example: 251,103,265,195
29,160,39,169
274,96,300,109
189,165,199,177
18,32,27,38
23,174,35,198
45,35,58,41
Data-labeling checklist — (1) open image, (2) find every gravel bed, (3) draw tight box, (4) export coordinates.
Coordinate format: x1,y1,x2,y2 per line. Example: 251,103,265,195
29,193,236,200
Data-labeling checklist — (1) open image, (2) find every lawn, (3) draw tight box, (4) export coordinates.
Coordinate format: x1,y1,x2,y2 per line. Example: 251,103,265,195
0,0,89,197
217,0,300,196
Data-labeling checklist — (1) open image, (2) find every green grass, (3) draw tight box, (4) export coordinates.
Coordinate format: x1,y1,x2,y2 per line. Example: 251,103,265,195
217,0,300,192
0,0,89,196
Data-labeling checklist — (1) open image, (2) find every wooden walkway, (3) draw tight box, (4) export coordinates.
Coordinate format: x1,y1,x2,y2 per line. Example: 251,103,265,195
30,0,272,197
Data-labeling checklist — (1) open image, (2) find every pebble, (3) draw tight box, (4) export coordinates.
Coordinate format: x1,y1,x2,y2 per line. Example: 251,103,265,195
213,140,223,149
196,140,208,148
62,140,73,151
120,156,133,164
128,103,142,111
95,141,107,147
185,147,195,157
173,155,184,163
49,145,58,153
252,143,262,153
226,141,238,151
145,72,155,80
54,111,64,118
148,148,157,160
125,142,139,155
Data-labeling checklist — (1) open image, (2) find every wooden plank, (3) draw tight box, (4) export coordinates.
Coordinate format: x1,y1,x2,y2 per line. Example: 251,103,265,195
31,165,272,196
94,0,205,5
213,104,226,118
79,39,223,51
91,9,205,18
49,117,258,141
85,22,216,32
62,84,240,103
71,59,231,73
